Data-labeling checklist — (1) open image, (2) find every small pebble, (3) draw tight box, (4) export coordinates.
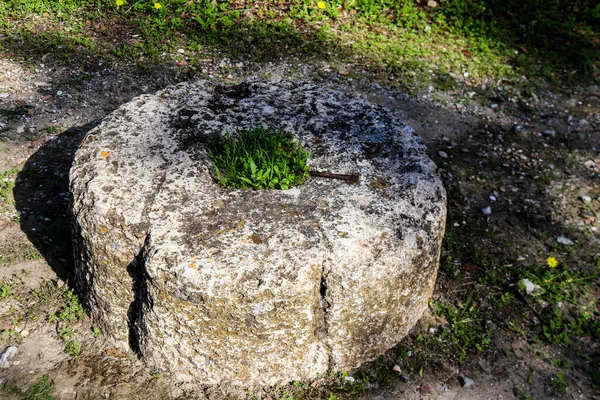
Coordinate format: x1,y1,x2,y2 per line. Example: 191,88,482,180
392,365,401,374
344,376,355,383
489,195,497,202
438,151,448,158
0,93,8,98
426,0,437,7
460,376,474,388
556,236,574,245
482,206,492,216
581,195,592,205
420,384,431,394
400,374,409,382
542,128,556,137
0,346,17,368
519,278,540,294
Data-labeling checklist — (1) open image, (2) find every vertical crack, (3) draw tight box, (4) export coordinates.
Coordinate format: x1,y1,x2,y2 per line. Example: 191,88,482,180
127,234,153,356
319,274,329,312
318,265,335,371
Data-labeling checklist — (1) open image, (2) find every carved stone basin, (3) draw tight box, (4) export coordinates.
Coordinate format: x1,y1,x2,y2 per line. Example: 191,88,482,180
69,79,446,386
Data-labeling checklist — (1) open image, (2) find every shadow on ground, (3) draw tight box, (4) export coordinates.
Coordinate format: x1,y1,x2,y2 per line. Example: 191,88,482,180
13,120,100,282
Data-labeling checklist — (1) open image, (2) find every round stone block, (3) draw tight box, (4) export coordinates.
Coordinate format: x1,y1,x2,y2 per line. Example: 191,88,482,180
69,79,446,386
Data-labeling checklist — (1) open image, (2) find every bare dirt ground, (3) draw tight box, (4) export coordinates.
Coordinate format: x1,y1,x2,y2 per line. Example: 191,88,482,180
0,51,599,400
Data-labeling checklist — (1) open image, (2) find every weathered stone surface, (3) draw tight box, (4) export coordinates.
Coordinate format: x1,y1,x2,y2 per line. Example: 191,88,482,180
70,79,446,386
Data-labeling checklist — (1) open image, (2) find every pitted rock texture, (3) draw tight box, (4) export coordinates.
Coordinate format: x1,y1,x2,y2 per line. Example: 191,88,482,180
69,79,446,387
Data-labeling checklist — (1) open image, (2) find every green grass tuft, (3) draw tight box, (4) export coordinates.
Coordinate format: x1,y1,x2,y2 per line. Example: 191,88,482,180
207,126,310,190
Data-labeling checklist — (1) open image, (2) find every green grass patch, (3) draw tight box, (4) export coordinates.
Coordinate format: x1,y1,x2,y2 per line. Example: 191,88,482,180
3,374,57,400
1,0,597,93
434,298,492,363
550,372,569,395
0,167,21,207
206,125,310,190
474,256,600,345
0,279,13,299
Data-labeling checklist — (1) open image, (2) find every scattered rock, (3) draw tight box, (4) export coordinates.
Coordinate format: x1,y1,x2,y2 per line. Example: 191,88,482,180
0,93,9,98
438,151,448,158
584,160,597,170
489,195,496,202
519,278,541,294
0,346,17,368
556,236,574,245
426,0,437,7
581,195,592,205
392,365,402,374
482,206,492,215
16,125,25,134
542,128,556,137
460,376,474,388
400,374,410,382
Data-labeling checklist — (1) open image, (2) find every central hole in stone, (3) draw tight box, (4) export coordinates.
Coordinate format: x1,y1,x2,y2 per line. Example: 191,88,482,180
206,125,310,190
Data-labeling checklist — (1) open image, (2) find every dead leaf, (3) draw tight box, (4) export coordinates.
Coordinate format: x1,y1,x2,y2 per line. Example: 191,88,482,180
99,151,111,158
106,348,127,358
310,379,324,387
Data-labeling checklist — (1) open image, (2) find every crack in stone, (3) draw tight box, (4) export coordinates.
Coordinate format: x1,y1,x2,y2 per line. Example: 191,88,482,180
127,233,153,356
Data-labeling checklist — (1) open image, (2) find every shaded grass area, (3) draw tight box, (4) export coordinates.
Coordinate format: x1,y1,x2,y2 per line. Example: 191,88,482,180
0,0,598,91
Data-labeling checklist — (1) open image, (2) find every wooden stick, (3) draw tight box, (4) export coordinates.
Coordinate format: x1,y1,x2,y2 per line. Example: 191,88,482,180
309,170,360,182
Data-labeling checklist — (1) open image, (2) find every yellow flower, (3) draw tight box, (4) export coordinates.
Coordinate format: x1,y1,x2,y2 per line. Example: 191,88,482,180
115,0,124,5
317,1,326,9
154,2,161,9
547,256,558,268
